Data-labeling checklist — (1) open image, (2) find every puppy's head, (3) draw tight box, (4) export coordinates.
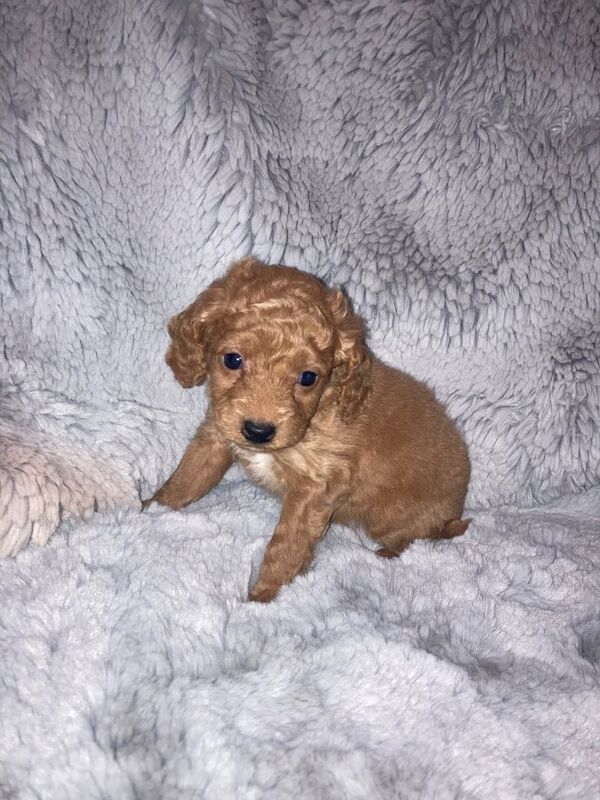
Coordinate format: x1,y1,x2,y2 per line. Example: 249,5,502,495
166,257,370,450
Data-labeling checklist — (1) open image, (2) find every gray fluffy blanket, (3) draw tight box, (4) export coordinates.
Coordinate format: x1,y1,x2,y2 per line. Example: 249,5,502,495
1,0,599,796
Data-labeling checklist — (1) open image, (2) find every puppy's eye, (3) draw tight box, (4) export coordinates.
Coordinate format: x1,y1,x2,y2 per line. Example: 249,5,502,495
297,370,318,387
223,352,243,370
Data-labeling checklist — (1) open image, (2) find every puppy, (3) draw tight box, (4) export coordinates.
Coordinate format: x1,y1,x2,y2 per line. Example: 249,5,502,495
144,257,470,602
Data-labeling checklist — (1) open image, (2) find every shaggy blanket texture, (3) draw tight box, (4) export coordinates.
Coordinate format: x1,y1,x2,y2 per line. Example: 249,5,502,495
1,0,599,796
1,487,600,798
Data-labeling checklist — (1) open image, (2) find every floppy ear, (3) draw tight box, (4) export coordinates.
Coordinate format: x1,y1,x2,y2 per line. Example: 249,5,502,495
327,289,372,422
165,257,264,388
165,281,226,387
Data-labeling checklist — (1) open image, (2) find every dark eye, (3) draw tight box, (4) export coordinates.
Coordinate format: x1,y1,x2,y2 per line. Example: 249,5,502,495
223,352,243,370
298,370,318,387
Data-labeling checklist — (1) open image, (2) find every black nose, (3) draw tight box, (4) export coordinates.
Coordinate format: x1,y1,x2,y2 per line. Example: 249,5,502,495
242,419,276,444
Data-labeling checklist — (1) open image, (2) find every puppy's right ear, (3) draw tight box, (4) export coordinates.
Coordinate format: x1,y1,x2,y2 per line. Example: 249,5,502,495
165,257,263,388
165,279,226,388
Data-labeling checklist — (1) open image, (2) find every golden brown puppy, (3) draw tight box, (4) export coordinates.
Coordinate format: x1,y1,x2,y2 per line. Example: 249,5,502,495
144,257,470,602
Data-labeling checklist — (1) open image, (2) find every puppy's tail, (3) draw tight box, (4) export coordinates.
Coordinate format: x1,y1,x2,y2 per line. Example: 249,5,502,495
435,518,471,540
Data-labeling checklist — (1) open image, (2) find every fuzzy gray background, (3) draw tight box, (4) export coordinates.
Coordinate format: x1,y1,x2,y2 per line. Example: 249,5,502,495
1,0,599,797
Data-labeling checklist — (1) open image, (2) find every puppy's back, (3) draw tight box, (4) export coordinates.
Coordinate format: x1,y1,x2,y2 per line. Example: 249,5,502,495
346,359,470,520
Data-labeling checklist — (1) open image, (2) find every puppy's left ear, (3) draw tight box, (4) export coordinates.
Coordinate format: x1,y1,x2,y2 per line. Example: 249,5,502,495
327,289,372,422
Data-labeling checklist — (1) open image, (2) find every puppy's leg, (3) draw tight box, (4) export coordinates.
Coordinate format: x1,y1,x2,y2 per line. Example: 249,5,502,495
372,509,470,558
249,486,333,603
142,423,232,510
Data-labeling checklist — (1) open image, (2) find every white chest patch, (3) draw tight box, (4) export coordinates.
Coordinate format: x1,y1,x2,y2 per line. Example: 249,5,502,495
237,450,280,492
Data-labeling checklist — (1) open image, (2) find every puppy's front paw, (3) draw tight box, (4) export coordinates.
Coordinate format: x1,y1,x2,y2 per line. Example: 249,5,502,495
141,493,172,512
249,581,280,603
376,547,400,559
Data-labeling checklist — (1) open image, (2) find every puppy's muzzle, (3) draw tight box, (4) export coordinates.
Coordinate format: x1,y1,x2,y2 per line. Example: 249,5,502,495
242,419,276,444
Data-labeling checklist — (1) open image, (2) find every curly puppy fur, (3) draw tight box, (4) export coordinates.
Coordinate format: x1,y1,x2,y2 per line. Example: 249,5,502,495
145,257,470,602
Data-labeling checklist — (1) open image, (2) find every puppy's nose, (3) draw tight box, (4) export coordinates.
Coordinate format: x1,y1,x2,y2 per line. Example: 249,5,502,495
242,419,276,444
